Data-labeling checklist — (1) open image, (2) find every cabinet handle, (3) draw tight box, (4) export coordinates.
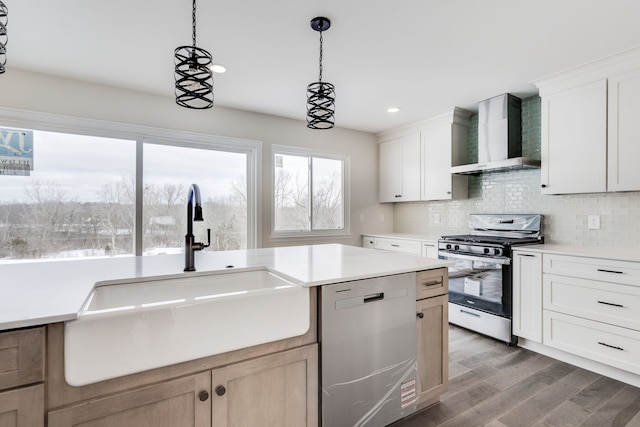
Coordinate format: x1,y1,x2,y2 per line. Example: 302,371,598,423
541,184,547,188
215,385,226,396
198,391,210,401
460,309,481,318
417,312,424,319
446,191,451,194
598,342,624,351
421,280,442,287
597,268,624,274
391,244,400,247
597,300,624,308
517,253,536,257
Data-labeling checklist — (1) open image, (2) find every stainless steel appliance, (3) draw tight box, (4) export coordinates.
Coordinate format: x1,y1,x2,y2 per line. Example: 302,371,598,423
438,214,543,344
319,273,417,427
451,93,541,175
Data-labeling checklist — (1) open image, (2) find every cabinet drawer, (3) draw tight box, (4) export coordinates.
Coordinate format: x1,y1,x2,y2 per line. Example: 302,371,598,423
0,384,44,426
544,274,640,331
0,327,45,391
543,253,640,286
416,269,448,300
544,311,640,376
374,238,421,255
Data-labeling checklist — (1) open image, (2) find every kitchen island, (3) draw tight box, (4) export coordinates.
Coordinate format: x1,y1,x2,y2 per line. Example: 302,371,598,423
0,244,451,427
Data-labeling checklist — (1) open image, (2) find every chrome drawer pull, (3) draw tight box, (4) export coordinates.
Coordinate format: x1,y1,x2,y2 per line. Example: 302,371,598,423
421,280,442,287
517,253,536,257
598,342,624,351
597,300,624,308
597,268,624,274
391,244,400,247
460,309,480,318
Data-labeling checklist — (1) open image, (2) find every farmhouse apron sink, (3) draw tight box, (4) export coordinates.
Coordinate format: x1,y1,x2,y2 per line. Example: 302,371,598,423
64,268,310,386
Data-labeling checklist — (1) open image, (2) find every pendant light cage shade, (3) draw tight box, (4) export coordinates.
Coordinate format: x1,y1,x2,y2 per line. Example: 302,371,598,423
174,0,213,109
0,0,7,74
307,81,335,129
174,46,213,109
306,17,335,129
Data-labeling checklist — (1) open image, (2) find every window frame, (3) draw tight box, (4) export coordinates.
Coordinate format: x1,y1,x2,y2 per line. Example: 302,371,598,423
270,144,351,240
0,107,262,259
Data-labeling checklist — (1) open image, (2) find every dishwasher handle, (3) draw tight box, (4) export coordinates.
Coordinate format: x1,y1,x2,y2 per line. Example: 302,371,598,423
364,293,384,303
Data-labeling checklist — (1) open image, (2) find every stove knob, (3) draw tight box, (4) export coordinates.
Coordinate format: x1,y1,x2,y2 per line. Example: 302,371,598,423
454,245,460,251
483,248,489,254
494,248,501,255
446,244,452,250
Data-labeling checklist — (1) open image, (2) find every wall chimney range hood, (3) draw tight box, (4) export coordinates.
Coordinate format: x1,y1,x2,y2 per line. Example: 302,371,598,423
451,93,540,175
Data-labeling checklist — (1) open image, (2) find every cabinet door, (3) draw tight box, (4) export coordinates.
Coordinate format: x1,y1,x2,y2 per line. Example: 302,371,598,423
540,79,607,194
512,251,543,342
421,241,438,259
608,69,640,191
211,344,318,427
362,235,375,248
48,373,211,427
379,134,420,202
421,124,468,201
416,295,448,408
0,385,44,427
379,139,402,202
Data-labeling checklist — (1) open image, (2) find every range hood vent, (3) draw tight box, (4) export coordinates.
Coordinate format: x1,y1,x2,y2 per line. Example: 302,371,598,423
451,93,540,175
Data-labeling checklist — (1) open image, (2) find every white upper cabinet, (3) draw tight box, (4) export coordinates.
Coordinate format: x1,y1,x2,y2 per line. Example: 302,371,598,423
378,133,421,202
378,107,470,203
533,46,640,195
608,68,640,192
420,109,470,201
540,80,607,194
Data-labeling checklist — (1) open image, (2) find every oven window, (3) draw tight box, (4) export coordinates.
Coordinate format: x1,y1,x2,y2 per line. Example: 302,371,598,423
447,257,504,304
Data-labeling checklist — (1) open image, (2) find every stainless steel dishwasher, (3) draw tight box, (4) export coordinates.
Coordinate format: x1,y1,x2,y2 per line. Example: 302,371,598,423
319,272,418,427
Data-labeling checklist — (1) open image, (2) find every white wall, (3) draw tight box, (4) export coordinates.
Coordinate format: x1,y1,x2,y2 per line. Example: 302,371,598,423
0,69,394,248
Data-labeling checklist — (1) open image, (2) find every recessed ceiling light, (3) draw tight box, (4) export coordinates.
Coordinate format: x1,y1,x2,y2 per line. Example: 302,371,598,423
211,64,227,73
387,107,401,113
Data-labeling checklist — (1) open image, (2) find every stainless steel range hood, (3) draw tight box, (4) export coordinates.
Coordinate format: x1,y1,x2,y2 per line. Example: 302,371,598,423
451,94,540,175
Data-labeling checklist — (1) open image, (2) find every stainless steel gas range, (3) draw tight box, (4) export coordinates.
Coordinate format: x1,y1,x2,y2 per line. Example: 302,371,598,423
438,214,543,344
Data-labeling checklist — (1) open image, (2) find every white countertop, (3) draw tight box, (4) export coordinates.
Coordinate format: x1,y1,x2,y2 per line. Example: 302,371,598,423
0,244,451,331
362,233,441,242
512,244,640,263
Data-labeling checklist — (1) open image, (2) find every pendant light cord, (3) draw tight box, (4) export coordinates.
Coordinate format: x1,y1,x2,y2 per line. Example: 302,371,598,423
191,0,197,49
318,30,323,83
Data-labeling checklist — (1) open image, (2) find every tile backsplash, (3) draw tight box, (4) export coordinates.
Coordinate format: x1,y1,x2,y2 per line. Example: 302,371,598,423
393,96,640,249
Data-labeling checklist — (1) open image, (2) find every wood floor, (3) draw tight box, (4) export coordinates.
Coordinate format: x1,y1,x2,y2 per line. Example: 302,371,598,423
392,325,640,427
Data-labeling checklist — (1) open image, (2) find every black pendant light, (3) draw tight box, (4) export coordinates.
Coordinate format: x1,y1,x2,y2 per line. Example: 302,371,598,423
0,0,7,74
174,0,213,109
306,17,335,129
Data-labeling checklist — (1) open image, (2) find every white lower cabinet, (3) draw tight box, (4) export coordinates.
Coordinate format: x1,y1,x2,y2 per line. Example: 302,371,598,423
512,250,543,342
540,253,640,379
544,311,640,376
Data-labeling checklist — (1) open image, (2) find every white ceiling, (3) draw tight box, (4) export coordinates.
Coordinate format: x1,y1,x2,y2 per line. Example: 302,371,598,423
5,1,640,133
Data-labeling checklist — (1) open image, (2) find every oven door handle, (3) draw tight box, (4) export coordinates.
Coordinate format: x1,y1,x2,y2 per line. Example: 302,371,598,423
438,250,511,265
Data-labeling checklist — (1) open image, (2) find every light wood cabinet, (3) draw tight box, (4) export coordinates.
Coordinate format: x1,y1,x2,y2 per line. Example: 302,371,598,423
212,344,318,427
379,134,421,202
0,385,44,427
512,250,543,343
0,327,45,427
48,373,211,427
415,268,448,409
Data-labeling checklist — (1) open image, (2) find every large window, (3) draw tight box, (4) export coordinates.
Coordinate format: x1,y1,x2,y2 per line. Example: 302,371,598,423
0,122,258,264
142,141,247,254
272,145,349,237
